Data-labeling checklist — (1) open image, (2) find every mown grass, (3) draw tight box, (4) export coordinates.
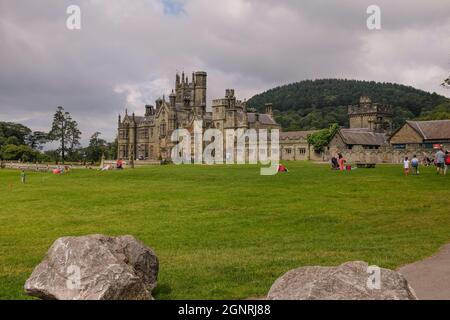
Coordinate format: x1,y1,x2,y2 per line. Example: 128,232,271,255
0,162,449,300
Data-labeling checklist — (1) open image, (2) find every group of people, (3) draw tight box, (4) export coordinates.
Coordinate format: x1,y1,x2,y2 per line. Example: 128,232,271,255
403,146,450,176
331,154,347,171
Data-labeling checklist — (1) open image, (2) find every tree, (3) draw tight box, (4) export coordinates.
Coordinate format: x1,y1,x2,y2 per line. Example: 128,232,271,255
4,136,21,146
247,79,450,131
307,123,339,152
443,77,450,88
0,144,40,162
43,150,61,164
26,131,49,150
49,106,81,163
86,132,107,163
0,122,32,147
105,138,118,160
417,102,450,120
66,120,82,159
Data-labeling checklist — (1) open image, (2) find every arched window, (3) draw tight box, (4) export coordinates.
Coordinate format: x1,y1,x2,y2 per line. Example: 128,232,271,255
160,122,167,137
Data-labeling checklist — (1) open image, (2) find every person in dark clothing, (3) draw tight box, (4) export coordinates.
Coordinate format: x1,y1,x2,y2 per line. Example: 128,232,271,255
331,156,339,170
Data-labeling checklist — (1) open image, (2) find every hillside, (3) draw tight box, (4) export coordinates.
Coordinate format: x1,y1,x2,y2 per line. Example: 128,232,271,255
246,79,450,131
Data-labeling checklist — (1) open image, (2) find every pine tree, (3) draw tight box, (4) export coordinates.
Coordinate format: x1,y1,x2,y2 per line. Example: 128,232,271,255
67,119,82,158
87,132,107,163
443,77,450,88
49,106,81,163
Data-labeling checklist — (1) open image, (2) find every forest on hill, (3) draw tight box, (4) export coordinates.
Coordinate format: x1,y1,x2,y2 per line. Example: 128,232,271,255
246,79,450,131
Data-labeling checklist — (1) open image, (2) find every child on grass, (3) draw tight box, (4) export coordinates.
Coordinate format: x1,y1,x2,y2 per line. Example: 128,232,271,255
404,157,410,176
20,170,26,184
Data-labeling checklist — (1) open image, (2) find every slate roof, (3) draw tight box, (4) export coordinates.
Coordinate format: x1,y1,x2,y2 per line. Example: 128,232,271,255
339,128,388,146
280,130,317,140
247,113,278,125
133,116,146,124
406,120,450,141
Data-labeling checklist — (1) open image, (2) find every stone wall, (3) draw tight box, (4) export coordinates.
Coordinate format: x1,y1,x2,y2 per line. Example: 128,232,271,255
0,163,85,172
389,124,422,145
325,144,449,164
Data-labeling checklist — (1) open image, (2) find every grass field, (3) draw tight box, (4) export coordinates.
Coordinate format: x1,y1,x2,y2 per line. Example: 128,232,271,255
0,162,449,300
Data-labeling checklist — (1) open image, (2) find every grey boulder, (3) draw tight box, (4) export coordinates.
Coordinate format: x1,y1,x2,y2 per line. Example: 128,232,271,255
24,235,159,300
267,261,417,300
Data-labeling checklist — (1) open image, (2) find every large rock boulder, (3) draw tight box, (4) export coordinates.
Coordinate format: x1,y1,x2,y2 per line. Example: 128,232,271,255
24,235,159,300
267,261,417,300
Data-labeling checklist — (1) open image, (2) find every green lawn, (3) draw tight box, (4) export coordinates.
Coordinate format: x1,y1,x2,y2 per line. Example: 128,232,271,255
0,162,449,300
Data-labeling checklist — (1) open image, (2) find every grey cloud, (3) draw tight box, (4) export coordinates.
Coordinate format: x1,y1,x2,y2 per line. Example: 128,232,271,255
0,0,449,144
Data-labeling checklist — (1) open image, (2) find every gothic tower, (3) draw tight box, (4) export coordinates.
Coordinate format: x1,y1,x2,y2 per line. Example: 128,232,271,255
348,96,393,133
193,71,207,114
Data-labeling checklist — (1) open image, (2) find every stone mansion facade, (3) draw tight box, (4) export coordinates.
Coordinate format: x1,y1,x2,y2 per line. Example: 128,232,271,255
117,71,280,161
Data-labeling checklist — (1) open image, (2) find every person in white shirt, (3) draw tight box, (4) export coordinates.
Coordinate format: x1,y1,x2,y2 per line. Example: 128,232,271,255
403,157,410,176
411,155,420,175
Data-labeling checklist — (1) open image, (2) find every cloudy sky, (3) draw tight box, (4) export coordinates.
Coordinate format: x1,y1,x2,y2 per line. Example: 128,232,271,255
0,0,449,143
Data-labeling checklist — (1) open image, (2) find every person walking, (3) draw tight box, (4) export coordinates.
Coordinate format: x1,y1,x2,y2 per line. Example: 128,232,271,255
435,147,446,175
404,157,410,176
411,155,420,175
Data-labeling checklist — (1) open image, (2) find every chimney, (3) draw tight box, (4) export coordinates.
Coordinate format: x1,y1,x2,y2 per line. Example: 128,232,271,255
156,98,163,111
145,105,154,116
265,103,273,116
169,90,176,108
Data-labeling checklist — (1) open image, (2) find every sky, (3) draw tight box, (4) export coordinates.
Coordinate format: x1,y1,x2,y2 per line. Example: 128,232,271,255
0,0,449,144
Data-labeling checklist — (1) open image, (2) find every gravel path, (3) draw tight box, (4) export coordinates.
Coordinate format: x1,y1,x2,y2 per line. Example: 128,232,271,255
398,244,450,300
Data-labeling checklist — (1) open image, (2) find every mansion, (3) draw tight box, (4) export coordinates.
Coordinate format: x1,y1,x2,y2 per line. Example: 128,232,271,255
117,71,280,161
117,72,450,164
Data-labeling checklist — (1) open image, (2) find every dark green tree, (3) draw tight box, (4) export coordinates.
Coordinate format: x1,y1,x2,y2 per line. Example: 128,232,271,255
67,119,82,159
26,131,49,150
247,79,450,131
49,106,81,163
0,144,40,162
86,132,107,163
0,122,32,147
307,123,339,152
105,138,118,160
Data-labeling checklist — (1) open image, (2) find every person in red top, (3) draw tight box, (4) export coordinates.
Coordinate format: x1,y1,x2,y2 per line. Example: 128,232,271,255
116,159,124,170
338,154,346,171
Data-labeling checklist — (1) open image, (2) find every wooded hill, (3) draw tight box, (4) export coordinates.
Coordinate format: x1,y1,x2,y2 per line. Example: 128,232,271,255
246,79,450,131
